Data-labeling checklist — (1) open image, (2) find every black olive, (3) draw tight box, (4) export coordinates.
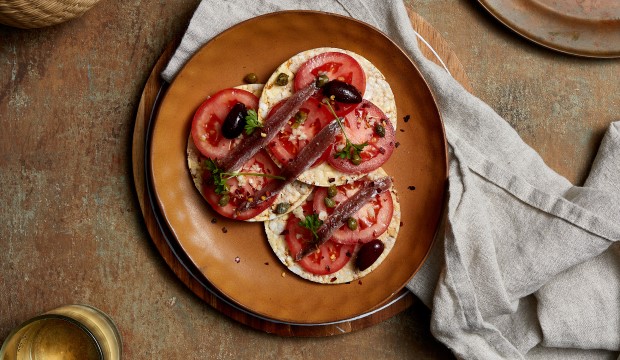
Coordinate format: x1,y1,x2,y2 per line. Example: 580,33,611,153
322,80,362,104
356,239,384,271
222,102,247,139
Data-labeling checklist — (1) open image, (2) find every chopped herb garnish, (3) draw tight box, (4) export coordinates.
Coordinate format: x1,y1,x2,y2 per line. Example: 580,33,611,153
244,109,262,135
298,213,323,240
204,158,285,195
205,158,229,195
334,141,367,163
322,98,367,164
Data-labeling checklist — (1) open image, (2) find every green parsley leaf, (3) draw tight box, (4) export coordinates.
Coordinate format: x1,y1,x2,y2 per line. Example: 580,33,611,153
334,141,368,162
298,213,323,240
204,158,229,195
204,158,219,173
322,98,368,165
244,109,262,135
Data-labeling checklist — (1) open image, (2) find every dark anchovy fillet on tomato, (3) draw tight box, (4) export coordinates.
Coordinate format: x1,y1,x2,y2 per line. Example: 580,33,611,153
188,141,312,222
263,168,400,284
258,47,398,187
295,176,393,260
219,82,318,173
313,178,393,245
265,96,334,168
236,120,340,213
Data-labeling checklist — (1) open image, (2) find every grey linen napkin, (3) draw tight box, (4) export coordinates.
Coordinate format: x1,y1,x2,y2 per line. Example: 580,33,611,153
161,1,620,359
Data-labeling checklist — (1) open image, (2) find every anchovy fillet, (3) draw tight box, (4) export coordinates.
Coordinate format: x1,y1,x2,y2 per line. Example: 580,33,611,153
237,120,340,212
295,176,392,260
220,83,318,173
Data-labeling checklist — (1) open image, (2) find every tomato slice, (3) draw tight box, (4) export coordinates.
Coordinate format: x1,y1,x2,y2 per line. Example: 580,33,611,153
191,88,259,159
328,100,395,174
294,52,366,117
313,180,393,245
266,97,333,168
202,150,278,220
284,208,355,275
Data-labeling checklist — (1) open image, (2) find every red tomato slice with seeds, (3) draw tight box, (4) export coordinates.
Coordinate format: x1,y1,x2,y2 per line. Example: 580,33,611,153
313,180,393,245
202,150,278,220
191,88,259,159
267,97,333,168
328,100,395,174
294,52,366,117
284,202,355,275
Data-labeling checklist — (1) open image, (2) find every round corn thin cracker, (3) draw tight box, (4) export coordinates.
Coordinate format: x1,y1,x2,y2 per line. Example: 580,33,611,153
264,168,400,284
187,84,313,222
258,47,398,187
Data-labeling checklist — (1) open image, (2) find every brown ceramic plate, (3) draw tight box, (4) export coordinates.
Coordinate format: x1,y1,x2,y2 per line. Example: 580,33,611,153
149,11,446,324
478,0,620,58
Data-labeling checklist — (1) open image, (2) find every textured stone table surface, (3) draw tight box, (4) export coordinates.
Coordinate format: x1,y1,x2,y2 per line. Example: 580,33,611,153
1,1,618,358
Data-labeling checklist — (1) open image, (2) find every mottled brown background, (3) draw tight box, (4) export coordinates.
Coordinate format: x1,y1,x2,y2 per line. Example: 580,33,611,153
1,0,618,358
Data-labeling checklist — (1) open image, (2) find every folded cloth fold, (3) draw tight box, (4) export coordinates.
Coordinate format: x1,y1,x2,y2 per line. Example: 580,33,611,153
161,1,620,359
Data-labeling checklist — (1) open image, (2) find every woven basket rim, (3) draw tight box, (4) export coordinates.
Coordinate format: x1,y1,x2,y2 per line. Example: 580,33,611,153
0,0,100,29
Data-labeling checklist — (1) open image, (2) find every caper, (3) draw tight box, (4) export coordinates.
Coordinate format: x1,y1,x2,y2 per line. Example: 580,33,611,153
374,124,386,138
324,197,336,208
315,74,330,88
274,202,290,214
218,194,230,207
243,72,258,84
275,73,289,86
351,153,362,165
347,217,358,231
292,110,308,128
327,185,338,198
